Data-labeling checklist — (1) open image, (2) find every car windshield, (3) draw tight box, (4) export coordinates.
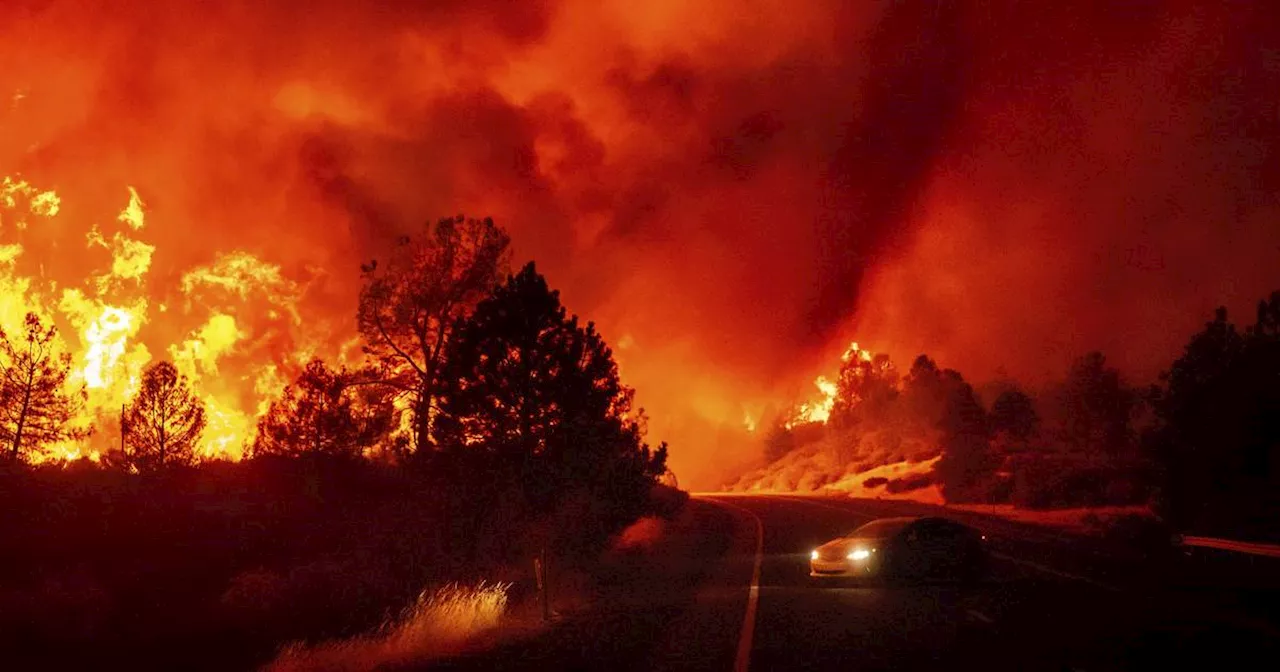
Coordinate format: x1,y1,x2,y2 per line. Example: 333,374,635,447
847,518,915,540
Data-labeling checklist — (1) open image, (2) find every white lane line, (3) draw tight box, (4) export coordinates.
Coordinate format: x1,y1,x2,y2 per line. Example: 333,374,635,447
988,551,1120,592
704,497,765,672
966,608,994,625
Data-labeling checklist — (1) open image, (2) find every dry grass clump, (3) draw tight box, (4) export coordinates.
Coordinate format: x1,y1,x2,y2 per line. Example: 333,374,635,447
265,581,511,672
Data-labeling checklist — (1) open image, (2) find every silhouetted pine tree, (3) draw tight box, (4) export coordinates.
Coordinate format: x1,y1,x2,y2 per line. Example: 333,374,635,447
0,312,86,461
436,262,667,518
357,215,509,454
252,359,392,458
122,361,206,471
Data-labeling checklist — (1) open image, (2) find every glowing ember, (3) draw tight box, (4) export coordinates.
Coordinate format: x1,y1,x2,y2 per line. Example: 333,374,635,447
118,187,145,230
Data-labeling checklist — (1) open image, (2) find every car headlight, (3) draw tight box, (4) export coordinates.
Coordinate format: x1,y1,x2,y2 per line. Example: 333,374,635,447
847,548,871,561
810,549,820,561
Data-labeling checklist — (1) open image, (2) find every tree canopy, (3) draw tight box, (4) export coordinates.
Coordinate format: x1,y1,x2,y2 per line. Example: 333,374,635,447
436,261,667,512
932,370,996,502
122,361,206,471
990,386,1038,443
252,359,392,458
1053,352,1135,456
829,352,899,429
1149,293,1280,531
357,215,509,453
0,312,86,461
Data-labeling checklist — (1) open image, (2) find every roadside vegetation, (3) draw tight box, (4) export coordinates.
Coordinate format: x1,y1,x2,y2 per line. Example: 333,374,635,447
266,582,513,672
0,216,674,671
735,291,1280,543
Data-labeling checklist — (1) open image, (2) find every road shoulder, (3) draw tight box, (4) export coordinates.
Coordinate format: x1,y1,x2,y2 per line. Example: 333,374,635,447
420,498,744,671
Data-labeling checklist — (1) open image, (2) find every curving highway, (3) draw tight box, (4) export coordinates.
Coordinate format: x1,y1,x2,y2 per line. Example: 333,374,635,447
427,495,1280,671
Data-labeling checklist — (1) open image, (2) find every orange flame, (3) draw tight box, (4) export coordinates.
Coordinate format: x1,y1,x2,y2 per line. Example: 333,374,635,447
0,176,341,463
784,341,873,429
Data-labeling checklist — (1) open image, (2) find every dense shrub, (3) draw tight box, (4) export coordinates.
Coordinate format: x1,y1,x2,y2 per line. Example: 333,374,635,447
1009,455,1150,509
648,484,690,519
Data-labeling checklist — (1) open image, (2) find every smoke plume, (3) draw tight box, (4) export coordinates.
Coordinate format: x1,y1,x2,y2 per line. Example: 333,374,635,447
2,1,1277,486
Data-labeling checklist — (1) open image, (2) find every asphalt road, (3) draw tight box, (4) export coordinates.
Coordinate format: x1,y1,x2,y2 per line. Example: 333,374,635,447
431,495,1280,671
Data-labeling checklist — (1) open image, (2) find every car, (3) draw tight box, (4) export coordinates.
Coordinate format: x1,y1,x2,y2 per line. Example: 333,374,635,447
809,516,988,582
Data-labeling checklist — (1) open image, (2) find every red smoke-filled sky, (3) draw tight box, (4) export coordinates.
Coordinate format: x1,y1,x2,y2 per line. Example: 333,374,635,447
1,1,1277,487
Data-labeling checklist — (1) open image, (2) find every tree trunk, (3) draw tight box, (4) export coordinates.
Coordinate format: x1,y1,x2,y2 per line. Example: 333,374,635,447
414,388,432,453
12,378,32,460
535,545,551,622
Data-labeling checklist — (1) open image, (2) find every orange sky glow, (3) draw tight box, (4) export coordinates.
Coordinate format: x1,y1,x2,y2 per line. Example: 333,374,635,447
2,1,1277,487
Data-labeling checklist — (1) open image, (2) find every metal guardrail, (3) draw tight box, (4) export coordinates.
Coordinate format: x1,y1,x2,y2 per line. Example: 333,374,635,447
1182,535,1280,559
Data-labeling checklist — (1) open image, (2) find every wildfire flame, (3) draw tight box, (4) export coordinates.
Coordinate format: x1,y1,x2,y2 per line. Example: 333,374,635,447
784,341,872,429
0,176,336,463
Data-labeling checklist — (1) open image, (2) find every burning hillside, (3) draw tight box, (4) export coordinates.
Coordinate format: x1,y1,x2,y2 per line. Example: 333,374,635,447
731,341,948,495
0,177,347,461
